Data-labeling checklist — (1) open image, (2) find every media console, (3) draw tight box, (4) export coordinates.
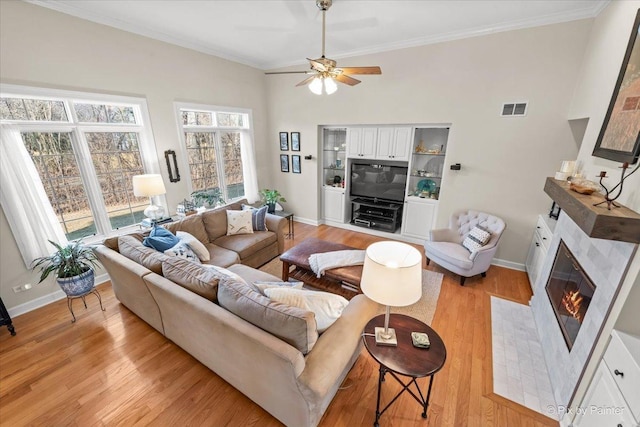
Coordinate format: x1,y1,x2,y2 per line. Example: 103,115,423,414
351,198,403,232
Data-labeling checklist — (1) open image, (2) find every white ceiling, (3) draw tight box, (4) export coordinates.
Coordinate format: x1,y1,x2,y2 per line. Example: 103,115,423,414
28,0,608,70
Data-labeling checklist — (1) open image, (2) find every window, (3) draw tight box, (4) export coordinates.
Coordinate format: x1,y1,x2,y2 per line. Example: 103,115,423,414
1,86,160,241
176,105,251,202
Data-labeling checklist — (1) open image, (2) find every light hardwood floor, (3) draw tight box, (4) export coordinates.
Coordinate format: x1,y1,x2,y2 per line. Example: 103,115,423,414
0,223,558,426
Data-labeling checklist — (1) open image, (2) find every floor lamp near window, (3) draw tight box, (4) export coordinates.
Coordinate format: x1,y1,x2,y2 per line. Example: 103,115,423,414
132,174,166,222
360,241,422,346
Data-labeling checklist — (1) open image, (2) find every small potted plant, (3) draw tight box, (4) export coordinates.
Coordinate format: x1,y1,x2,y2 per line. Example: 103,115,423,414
260,189,286,213
191,188,226,208
32,240,100,297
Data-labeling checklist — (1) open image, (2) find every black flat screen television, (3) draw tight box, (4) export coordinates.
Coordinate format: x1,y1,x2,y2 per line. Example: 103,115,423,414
350,161,408,203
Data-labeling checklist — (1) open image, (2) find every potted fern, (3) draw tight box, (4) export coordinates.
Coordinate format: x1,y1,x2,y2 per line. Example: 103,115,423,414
192,188,226,208
32,240,100,297
260,189,286,213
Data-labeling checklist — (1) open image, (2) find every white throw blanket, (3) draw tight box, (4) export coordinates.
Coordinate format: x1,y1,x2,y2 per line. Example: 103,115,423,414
309,250,366,278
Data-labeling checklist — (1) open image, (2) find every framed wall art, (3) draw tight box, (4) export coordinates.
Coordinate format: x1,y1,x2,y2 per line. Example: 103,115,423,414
292,155,301,174
280,154,289,172
592,9,640,165
279,132,289,151
291,132,301,151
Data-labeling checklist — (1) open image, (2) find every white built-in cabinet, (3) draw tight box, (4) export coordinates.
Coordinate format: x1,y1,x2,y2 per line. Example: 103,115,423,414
574,330,640,427
525,215,556,288
320,124,451,240
322,186,346,223
347,127,377,158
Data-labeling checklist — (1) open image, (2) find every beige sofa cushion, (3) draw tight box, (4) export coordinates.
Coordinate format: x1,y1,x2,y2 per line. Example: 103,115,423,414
165,214,208,244
118,235,169,275
205,243,240,267
104,232,146,252
218,275,318,354
162,257,242,302
214,232,277,260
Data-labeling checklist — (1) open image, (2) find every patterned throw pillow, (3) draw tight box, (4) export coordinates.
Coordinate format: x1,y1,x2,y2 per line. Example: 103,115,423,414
226,210,254,236
164,241,201,263
462,226,492,252
176,231,210,262
241,204,269,231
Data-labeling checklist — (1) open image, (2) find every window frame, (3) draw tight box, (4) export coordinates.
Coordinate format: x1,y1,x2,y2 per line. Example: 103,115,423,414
0,84,164,243
174,102,254,202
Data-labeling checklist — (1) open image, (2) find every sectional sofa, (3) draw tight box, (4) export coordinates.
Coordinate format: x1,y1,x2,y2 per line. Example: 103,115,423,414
94,201,379,426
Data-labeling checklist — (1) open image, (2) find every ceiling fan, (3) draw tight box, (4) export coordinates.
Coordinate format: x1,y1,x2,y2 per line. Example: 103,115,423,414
265,0,382,95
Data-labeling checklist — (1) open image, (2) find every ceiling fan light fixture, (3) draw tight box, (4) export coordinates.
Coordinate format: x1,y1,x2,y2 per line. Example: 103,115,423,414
309,77,323,95
324,77,337,94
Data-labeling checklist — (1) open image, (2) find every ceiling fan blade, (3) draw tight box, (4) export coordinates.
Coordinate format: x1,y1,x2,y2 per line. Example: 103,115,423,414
265,71,314,75
336,66,382,75
335,74,361,86
307,58,327,72
296,75,318,87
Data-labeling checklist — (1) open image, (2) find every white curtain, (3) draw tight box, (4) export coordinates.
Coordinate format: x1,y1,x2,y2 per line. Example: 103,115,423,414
240,130,260,203
0,125,68,267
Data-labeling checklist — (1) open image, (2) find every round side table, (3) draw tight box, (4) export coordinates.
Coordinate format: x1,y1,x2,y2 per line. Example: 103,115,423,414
363,313,447,426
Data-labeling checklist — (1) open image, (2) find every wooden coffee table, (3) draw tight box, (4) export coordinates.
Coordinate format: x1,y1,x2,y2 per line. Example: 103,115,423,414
279,238,364,299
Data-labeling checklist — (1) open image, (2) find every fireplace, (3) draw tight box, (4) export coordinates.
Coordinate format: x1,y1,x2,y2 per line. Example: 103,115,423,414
545,240,596,350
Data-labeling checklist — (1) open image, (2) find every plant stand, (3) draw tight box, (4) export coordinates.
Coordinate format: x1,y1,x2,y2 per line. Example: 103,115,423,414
67,288,105,323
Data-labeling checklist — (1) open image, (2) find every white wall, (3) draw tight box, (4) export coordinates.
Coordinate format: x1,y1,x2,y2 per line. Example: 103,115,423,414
265,20,591,265
0,1,267,311
569,0,640,212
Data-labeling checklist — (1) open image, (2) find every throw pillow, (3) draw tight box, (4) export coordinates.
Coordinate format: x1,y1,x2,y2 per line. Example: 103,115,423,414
176,231,210,262
254,281,304,295
241,204,269,232
161,258,243,302
118,235,168,275
218,276,318,354
164,241,201,264
143,226,180,252
462,225,492,252
226,210,254,236
263,288,349,333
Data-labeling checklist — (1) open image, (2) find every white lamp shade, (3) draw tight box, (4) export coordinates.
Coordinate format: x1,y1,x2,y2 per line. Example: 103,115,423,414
309,77,323,95
132,174,166,197
360,241,422,307
324,77,338,94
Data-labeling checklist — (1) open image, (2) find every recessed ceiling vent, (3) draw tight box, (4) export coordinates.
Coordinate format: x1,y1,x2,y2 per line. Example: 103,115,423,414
501,102,528,117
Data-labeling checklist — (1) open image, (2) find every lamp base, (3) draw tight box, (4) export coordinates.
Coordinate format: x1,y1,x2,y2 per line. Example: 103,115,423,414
374,327,398,346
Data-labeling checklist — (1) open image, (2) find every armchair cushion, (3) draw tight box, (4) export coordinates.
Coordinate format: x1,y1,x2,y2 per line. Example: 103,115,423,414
423,241,474,270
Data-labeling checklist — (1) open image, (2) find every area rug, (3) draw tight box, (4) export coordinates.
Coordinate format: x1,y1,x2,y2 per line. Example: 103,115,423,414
259,258,443,325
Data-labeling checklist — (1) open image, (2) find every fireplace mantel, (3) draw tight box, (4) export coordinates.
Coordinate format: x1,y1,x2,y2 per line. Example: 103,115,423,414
544,178,640,244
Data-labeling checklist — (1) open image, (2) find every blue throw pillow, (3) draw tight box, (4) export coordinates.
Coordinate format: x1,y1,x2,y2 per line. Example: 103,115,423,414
242,204,268,231
143,226,180,252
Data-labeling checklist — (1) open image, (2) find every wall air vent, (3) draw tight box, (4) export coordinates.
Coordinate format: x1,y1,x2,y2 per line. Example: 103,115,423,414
501,102,528,117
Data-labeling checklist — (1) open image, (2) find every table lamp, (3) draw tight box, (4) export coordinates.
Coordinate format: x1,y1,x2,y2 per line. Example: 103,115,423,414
132,174,166,221
360,241,422,346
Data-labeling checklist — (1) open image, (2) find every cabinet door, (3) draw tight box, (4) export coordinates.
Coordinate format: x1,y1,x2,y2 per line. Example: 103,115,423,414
525,231,542,288
376,128,394,159
392,127,412,161
346,128,362,158
361,127,378,158
402,200,435,239
574,363,637,427
323,188,345,223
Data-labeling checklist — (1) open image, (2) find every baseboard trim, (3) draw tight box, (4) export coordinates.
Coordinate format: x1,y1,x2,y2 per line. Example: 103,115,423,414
7,272,110,318
492,258,525,271
292,216,319,226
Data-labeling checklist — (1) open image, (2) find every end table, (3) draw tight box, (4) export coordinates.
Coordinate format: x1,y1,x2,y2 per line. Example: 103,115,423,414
272,210,294,238
0,297,16,336
363,313,446,426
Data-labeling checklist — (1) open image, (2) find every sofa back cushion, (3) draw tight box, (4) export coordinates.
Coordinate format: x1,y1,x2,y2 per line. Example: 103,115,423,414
118,235,169,275
165,214,209,244
202,200,247,242
218,276,318,354
162,257,242,302
104,232,146,252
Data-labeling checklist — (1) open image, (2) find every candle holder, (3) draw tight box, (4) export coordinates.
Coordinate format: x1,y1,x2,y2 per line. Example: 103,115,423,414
593,162,636,210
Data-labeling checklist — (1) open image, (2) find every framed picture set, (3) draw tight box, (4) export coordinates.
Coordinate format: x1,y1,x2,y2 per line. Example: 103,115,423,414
280,154,289,172
292,155,301,174
291,132,301,151
592,9,640,165
279,132,289,151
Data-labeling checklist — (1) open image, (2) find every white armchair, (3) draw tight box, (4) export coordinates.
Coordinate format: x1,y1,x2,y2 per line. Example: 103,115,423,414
424,210,506,286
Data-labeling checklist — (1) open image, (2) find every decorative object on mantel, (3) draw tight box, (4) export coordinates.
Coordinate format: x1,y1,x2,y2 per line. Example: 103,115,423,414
592,9,640,165
543,177,640,244
569,178,599,195
593,162,639,210
164,150,180,183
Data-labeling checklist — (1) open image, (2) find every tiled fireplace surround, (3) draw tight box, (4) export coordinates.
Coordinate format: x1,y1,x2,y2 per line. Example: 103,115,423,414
530,211,636,407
